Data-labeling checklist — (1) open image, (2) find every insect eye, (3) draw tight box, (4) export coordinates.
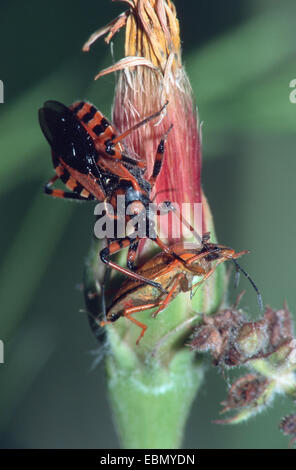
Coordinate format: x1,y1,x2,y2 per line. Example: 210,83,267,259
110,313,120,323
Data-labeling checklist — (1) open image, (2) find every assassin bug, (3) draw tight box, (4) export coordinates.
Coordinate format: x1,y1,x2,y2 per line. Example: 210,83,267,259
99,235,259,345
39,99,189,293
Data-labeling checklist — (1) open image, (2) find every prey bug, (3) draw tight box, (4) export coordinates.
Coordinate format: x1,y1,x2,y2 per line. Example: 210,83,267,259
39,100,190,293
98,236,252,345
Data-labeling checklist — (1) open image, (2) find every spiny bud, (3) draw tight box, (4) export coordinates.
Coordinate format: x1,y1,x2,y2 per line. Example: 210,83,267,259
214,373,273,424
189,302,296,369
279,414,296,448
188,305,244,365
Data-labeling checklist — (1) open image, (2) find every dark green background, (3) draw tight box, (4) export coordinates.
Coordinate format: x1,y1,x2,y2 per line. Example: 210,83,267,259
0,0,295,448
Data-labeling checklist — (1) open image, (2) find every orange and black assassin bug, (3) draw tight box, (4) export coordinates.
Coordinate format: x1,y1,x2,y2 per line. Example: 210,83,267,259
39,100,186,293
97,235,261,344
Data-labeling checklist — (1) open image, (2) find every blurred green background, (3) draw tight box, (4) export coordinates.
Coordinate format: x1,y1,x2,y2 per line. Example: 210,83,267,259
0,0,295,449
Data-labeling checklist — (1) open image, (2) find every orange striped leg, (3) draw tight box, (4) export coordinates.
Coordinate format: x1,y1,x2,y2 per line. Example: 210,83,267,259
44,175,94,200
149,124,173,188
127,240,139,270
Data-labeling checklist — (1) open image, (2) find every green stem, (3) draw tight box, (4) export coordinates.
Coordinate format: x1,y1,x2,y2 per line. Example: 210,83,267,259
106,338,203,448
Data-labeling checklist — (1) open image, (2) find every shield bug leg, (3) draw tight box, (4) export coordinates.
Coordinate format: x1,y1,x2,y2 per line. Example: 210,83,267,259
148,124,173,188
127,240,139,270
44,175,94,200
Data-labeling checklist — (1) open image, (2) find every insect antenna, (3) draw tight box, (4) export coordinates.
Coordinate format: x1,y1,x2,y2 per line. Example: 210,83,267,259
232,259,263,311
151,188,178,203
